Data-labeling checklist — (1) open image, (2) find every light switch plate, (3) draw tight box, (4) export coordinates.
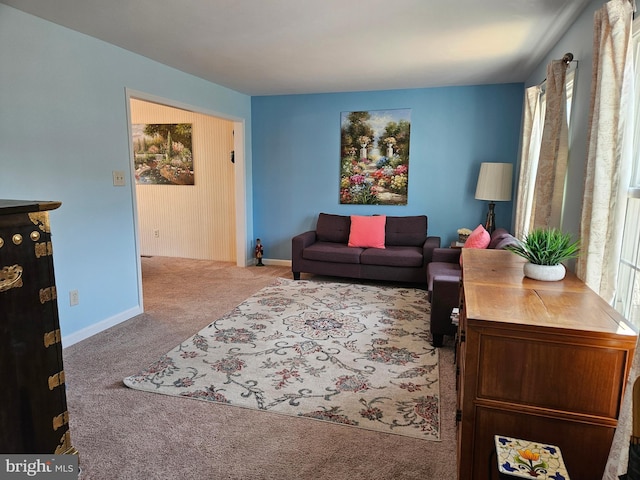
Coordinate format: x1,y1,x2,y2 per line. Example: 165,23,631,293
112,170,126,186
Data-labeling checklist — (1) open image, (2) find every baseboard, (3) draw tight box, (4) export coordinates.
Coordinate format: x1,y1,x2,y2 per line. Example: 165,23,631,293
62,305,143,349
62,258,290,347
261,258,291,267
246,257,291,267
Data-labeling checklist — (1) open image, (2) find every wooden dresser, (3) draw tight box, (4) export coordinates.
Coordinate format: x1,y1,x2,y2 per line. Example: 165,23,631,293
0,200,77,455
456,249,636,480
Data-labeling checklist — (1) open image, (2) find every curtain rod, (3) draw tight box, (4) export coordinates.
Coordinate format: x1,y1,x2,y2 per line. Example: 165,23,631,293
537,52,576,88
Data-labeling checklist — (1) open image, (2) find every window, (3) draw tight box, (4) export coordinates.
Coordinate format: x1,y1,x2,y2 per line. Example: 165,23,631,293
613,18,640,329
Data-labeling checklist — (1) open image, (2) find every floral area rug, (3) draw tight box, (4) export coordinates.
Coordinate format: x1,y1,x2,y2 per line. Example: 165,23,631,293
124,278,440,441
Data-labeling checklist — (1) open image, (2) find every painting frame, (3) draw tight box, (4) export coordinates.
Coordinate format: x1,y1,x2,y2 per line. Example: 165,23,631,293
132,123,194,185
340,109,411,205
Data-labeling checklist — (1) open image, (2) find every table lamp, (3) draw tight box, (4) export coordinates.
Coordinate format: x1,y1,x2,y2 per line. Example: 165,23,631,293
475,162,513,234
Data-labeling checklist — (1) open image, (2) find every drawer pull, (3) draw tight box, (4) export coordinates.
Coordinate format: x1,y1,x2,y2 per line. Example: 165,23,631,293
0,265,23,293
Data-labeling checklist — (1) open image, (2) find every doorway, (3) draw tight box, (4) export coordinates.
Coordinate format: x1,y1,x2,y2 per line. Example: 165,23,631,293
130,97,237,260
126,91,248,309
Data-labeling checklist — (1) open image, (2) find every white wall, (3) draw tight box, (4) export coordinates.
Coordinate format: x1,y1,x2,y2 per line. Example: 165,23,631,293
0,4,253,344
130,99,236,261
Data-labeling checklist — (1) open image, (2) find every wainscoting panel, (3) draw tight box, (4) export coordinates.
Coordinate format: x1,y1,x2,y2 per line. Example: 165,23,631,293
131,99,236,261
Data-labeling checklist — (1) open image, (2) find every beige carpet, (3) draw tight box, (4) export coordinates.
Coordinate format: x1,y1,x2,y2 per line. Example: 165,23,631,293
124,278,440,441
63,257,457,479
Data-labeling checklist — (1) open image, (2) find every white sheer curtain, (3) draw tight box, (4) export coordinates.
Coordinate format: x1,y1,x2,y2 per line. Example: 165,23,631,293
578,0,634,303
513,59,570,239
587,1,636,478
514,86,544,239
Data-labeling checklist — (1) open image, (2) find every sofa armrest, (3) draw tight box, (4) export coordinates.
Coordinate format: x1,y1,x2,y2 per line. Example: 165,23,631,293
292,230,317,278
431,247,461,263
422,236,441,264
292,230,317,251
430,275,462,346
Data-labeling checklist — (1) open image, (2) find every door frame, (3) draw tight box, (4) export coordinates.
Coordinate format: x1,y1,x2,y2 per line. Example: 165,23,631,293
124,88,249,311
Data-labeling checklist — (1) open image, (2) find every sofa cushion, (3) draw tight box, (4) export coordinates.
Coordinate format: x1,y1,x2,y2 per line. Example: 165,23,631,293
385,215,427,246
316,213,351,243
302,242,363,264
360,246,424,268
348,215,386,248
464,224,491,249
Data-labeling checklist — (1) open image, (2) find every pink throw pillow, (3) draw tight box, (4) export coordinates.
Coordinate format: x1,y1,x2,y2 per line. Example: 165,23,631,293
348,215,386,249
464,224,491,249
460,224,490,265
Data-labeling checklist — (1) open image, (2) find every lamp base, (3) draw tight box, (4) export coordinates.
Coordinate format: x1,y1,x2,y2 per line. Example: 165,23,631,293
484,202,496,234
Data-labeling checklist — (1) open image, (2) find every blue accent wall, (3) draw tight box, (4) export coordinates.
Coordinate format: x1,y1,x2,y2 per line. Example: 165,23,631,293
252,85,524,259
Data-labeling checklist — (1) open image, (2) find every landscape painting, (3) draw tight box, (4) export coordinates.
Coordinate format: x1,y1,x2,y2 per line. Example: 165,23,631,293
340,109,411,205
132,123,194,185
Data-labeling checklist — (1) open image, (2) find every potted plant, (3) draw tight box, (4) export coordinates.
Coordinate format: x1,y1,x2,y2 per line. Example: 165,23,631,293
506,228,580,281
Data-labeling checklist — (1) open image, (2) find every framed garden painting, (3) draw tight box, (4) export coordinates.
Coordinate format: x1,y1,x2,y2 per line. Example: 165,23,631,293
340,109,411,205
132,123,194,185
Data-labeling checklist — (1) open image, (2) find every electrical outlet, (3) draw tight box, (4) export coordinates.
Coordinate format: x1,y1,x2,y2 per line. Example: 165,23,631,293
69,290,79,306
112,170,126,186
154,229,160,238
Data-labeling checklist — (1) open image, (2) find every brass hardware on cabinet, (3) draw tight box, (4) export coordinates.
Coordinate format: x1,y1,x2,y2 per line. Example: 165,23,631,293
0,265,23,293
28,212,51,233
30,231,41,242
48,371,65,390
54,431,71,454
12,234,22,245
34,241,53,258
39,286,57,304
52,411,69,431
0,237,3,248
44,329,62,348
54,431,78,455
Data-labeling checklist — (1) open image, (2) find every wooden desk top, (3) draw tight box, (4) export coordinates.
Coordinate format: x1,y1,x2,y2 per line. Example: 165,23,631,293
461,249,636,337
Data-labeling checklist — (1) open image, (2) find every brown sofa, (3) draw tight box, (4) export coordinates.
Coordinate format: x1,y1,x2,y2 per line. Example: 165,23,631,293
292,213,440,284
426,228,518,347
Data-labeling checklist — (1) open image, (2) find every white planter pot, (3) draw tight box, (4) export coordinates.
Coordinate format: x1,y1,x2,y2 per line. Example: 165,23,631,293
523,262,566,282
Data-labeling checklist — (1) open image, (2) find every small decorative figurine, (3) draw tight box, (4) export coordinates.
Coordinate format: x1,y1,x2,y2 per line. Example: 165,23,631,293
255,238,264,266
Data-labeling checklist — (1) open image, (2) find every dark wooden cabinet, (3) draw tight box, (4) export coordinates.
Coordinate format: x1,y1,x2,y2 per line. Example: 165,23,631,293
0,200,76,455
456,249,636,480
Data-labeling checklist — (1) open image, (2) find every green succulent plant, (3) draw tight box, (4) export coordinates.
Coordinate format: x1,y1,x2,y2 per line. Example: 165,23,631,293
506,228,580,266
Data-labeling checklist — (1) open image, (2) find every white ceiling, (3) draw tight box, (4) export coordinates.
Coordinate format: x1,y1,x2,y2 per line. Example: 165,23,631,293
1,0,592,96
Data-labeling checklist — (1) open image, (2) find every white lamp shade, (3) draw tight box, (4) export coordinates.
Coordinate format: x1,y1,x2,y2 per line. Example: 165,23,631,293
475,163,513,201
